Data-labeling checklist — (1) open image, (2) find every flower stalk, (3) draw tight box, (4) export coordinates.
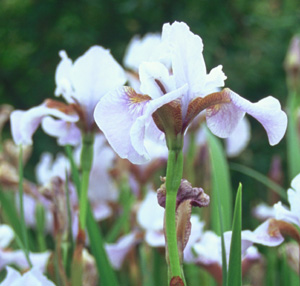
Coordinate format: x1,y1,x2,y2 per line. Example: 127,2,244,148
165,148,185,284
79,133,94,230
18,145,32,268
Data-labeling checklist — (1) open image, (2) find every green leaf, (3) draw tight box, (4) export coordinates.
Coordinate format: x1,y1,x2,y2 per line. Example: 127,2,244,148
65,145,119,286
287,91,300,181
207,130,232,233
230,163,287,200
227,183,242,286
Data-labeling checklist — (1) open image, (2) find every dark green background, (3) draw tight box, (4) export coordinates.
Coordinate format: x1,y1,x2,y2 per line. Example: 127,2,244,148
0,0,299,226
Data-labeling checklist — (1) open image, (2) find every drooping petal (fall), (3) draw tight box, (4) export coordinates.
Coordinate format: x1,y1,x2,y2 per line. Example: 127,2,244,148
41,117,81,146
105,232,138,270
94,87,152,164
242,220,284,247
10,101,79,146
206,89,287,145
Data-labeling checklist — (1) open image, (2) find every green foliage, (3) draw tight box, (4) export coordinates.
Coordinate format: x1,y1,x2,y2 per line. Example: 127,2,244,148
227,184,242,286
207,130,232,233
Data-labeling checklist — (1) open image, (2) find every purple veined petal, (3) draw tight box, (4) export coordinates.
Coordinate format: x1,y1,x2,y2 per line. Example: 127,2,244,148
0,225,14,249
71,46,127,118
206,98,245,139
41,116,81,146
123,33,162,72
94,86,152,164
225,117,251,157
137,191,165,231
242,220,284,247
228,89,287,145
145,230,165,247
55,50,74,103
130,84,188,161
105,232,138,270
274,201,300,226
139,61,176,99
204,65,227,94
10,103,79,146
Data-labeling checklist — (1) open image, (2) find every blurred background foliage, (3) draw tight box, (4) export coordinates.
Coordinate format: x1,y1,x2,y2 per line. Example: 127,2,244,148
0,0,299,227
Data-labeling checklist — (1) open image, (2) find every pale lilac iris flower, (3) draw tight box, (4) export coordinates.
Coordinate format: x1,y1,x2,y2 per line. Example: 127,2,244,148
137,191,165,247
55,47,127,130
94,21,287,165
0,267,55,286
0,224,51,272
10,46,126,146
105,232,138,270
10,101,79,146
273,173,300,226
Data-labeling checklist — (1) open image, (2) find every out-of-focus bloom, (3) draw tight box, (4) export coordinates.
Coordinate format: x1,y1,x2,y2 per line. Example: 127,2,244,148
0,224,51,272
0,250,51,272
105,232,138,270
137,191,165,247
87,134,118,203
0,225,14,249
35,152,70,185
124,33,165,72
284,35,300,78
55,47,127,131
252,203,276,221
95,21,287,164
0,266,55,286
10,46,126,146
10,100,79,146
273,173,300,226
123,33,169,91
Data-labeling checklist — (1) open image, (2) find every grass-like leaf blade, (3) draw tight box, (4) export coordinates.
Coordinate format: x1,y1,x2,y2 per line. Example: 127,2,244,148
207,130,232,233
226,183,242,286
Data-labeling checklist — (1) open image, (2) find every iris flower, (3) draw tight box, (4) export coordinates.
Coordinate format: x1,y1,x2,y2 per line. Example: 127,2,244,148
94,21,287,164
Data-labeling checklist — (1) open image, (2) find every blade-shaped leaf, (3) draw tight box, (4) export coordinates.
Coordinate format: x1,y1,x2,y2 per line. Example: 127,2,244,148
230,163,286,200
207,129,232,233
287,91,300,181
227,183,242,286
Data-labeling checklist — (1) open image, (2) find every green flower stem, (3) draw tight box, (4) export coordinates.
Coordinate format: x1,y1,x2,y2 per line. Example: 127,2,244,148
65,145,119,286
79,133,94,230
18,145,32,268
165,149,185,283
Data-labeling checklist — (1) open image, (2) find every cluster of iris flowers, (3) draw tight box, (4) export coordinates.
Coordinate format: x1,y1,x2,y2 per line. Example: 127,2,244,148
0,21,299,286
